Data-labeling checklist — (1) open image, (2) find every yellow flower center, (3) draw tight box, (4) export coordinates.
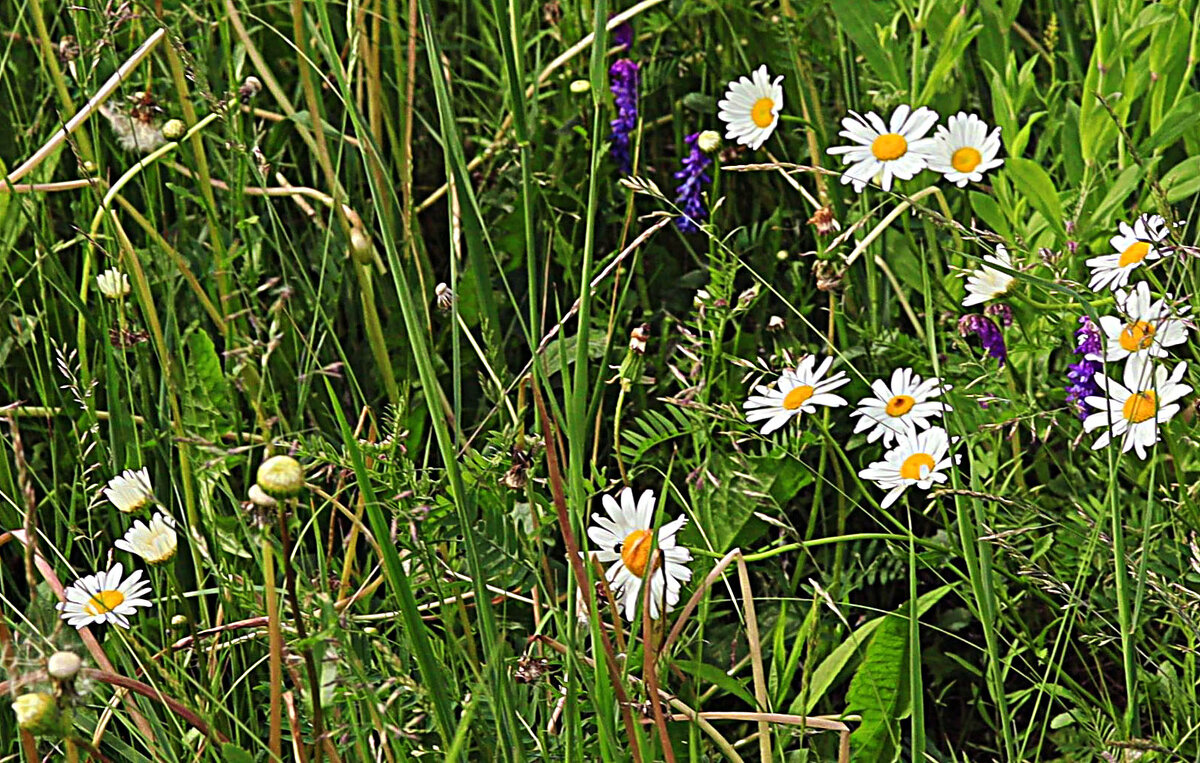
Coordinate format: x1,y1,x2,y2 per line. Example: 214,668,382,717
1118,321,1156,352
1118,241,1151,268
621,530,656,578
899,452,936,481
84,589,125,616
751,97,776,129
782,384,815,410
1122,390,1157,423
871,133,908,161
885,395,916,417
951,146,982,173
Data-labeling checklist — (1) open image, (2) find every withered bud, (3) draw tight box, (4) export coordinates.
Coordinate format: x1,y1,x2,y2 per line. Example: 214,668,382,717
813,259,844,292
58,36,80,62
629,323,650,354
807,205,841,235
435,283,455,311
240,75,263,102
514,656,551,684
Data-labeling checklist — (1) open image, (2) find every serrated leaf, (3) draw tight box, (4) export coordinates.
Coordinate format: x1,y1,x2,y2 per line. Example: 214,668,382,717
844,614,907,763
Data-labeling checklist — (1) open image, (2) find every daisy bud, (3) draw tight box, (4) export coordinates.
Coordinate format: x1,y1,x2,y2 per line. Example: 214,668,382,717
161,119,186,140
697,130,721,154
47,651,82,681
96,268,131,300
569,79,590,94
349,226,375,265
248,483,278,508
256,455,305,500
767,315,785,332
170,614,189,630
240,75,263,102
776,249,789,260
12,693,69,737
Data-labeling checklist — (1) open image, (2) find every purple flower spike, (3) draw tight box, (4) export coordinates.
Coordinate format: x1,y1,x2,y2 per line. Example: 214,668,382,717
1064,316,1103,419
958,314,1007,365
674,132,713,233
608,59,640,173
610,15,634,50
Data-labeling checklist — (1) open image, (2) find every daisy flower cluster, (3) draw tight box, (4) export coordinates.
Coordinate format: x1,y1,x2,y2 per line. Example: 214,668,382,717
1076,215,1192,458
743,356,955,509
56,467,175,630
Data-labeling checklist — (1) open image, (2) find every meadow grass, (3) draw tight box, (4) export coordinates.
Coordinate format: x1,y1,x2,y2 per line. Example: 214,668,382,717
2,0,1200,760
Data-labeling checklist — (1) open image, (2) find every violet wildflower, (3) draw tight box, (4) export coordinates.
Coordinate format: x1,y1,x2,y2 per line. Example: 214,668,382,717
958,314,1007,365
610,15,633,50
608,59,639,173
985,303,1013,328
1064,316,1103,419
674,132,713,233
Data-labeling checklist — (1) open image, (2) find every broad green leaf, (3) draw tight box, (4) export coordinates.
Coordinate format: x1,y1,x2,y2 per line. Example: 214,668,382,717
970,191,1009,240
1162,156,1200,202
1089,162,1150,227
844,614,907,763
181,327,233,441
829,0,904,90
792,585,951,715
1005,158,1065,238
1141,93,1200,154
675,660,757,708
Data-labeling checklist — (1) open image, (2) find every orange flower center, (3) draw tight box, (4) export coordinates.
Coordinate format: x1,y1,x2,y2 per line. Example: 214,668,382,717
782,384,815,410
1122,390,1157,423
84,589,125,616
1118,320,1156,352
885,395,916,417
1118,241,1151,268
951,146,982,173
871,133,908,161
899,453,936,481
751,97,776,128
621,530,656,578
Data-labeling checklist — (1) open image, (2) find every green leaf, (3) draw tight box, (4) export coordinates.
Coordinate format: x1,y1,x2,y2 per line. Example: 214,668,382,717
844,614,907,763
218,744,256,763
829,0,904,90
1005,158,1065,238
1089,162,1149,227
792,585,951,715
970,191,1010,240
1162,156,1200,202
181,327,233,441
674,660,757,708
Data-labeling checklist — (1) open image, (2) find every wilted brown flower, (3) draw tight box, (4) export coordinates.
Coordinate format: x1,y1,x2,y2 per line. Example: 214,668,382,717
807,205,841,235
629,323,650,354
813,259,844,292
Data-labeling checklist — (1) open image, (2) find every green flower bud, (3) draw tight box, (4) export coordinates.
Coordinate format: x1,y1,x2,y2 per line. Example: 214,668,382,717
349,226,375,265
256,455,304,499
161,119,186,140
12,692,70,737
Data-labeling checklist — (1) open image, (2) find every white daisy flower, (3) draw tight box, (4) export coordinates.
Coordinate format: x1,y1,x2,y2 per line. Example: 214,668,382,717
1083,355,1191,459
115,512,178,565
96,268,130,300
743,355,850,435
1085,214,1172,292
56,563,153,629
962,244,1016,307
1091,281,1191,362
717,65,783,151
850,368,952,445
586,487,692,622
926,112,1004,187
858,426,955,509
826,105,939,192
103,468,154,513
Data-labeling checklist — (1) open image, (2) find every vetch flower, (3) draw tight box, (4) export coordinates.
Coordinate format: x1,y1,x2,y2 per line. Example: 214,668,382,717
57,563,153,629
608,59,640,173
926,112,1004,186
1083,355,1191,459
858,426,955,509
609,15,633,50
962,244,1016,306
743,355,850,435
1086,214,1172,292
850,367,952,445
958,314,1007,365
586,487,692,621
1092,281,1190,362
96,268,130,300
1065,316,1103,420
674,132,713,233
115,512,178,565
826,105,939,192
717,65,783,150
103,468,154,513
